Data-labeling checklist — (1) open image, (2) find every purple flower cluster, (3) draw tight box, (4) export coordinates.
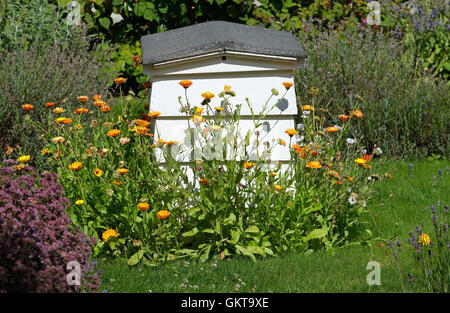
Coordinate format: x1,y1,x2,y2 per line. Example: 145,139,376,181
0,160,101,292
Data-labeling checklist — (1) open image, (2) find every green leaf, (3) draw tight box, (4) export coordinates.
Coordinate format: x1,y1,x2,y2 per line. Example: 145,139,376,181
199,245,212,262
230,229,240,244
306,228,328,241
99,17,111,29
182,227,199,237
245,225,260,233
112,0,122,5
223,212,236,226
128,249,144,266
202,228,215,234
303,203,322,215
95,204,108,214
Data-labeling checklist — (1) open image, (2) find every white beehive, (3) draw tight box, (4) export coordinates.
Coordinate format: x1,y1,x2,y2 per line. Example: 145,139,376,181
141,21,306,169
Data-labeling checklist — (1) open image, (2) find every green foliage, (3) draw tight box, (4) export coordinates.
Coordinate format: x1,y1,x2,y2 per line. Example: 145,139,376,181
295,21,449,160
0,0,87,53
16,80,381,265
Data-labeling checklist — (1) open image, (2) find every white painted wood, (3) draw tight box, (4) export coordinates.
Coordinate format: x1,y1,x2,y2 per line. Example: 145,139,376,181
152,117,296,163
149,73,297,117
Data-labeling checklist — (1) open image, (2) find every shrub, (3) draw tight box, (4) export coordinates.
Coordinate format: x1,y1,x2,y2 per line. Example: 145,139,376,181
19,79,383,264
0,37,113,171
0,0,89,54
0,161,101,292
295,21,449,159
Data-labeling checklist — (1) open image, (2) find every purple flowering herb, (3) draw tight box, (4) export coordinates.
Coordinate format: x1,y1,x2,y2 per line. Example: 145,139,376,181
445,205,449,214
438,169,442,176
409,163,413,171
427,269,432,276
0,161,101,293
430,205,437,214
408,273,414,282
411,175,415,178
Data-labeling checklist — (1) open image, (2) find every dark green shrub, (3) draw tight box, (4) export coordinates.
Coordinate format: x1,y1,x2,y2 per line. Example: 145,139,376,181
295,21,449,159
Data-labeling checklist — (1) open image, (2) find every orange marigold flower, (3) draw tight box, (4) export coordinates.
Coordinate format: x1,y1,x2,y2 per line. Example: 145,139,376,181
62,118,72,124
310,150,318,157
274,184,282,191
334,180,343,185
100,105,112,113
116,168,129,175
45,102,55,107
136,119,150,127
74,107,88,114
362,154,372,162
137,202,150,211
22,104,34,111
14,164,25,171
278,139,286,146
94,100,106,107
69,162,83,171
107,129,121,137
244,161,256,169
285,129,298,137
346,176,354,182
5,145,12,155
135,126,150,135
339,114,352,121
157,210,171,220
306,161,322,169
114,77,127,84
148,111,161,118
326,126,339,133
200,178,208,185
351,109,363,119
201,92,215,100
93,94,102,101
327,170,340,177
282,82,293,90
77,96,89,103
113,180,121,186
102,229,118,242
179,80,193,88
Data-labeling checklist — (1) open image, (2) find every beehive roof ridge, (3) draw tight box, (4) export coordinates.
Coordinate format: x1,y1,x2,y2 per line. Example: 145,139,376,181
141,21,306,64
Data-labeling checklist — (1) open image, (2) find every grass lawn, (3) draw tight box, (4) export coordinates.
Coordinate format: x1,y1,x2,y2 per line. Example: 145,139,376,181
98,159,449,293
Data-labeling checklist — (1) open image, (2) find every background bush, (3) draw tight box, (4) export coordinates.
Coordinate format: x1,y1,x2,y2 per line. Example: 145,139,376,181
0,161,101,292
295,21,449,159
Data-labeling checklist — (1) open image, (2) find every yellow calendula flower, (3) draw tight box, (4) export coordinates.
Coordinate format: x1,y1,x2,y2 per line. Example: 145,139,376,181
282,82,293,90
135,119,150,127
306,161,322,169
201,92,215,100
53,107,65,114
215,107,224,112
302,105,314,111
69,162,83,171
285,129,298,137
418,233,431,246
244,161,256,169
102,229,119,242
355,158,366,165
41,149,51,155
75,200,85,205
94,168,103,177
274,184,282,191
17,155,30,163
113,180,121,186
116,168,129,175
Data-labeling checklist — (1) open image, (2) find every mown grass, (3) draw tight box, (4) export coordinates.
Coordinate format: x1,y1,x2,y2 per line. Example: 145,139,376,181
98,159,449,293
